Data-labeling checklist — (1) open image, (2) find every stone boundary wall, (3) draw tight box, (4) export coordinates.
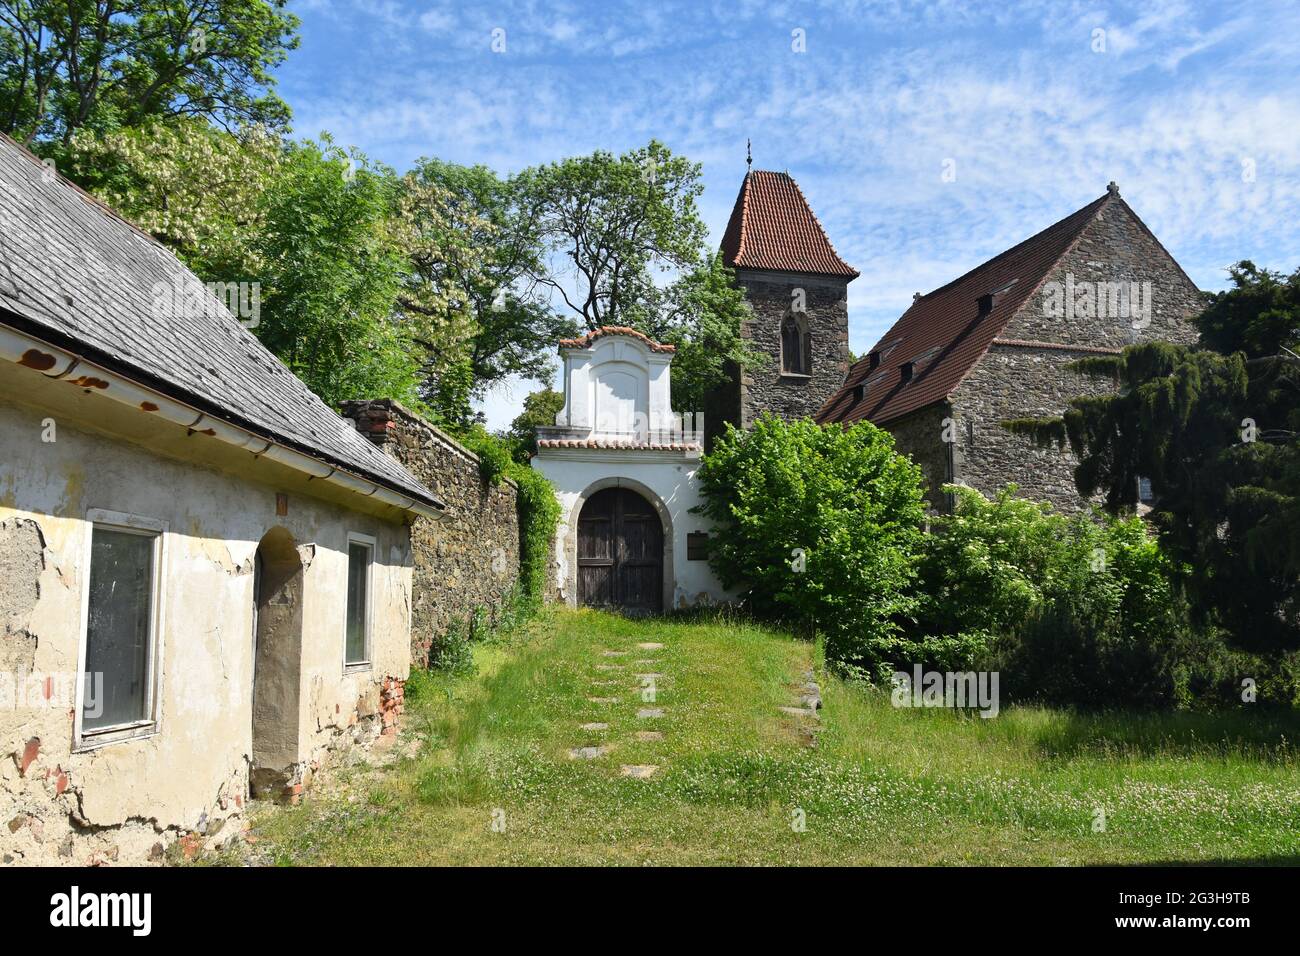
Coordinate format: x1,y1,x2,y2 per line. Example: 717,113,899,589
340,400,522,666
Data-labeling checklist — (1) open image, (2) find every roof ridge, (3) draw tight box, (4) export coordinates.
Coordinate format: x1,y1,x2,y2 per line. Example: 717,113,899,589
783,172,859,278
558,325,676,352
822,189,1124,428
914,191,1111,304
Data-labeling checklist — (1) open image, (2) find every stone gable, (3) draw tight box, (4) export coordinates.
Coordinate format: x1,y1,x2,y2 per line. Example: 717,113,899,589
946,195,1204,511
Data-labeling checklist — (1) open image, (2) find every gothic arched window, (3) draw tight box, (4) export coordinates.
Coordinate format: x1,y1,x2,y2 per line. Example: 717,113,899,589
781,314,811,375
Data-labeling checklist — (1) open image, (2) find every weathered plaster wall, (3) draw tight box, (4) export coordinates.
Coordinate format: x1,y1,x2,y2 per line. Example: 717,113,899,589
531,449,736,609
0,397,412,865
341,400,521,666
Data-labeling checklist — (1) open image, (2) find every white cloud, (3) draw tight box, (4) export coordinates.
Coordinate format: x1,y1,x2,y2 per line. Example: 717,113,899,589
279,0,1300,424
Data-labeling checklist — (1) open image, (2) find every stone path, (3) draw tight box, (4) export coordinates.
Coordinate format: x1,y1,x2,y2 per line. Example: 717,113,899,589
778,669,823,747
576,630,669,781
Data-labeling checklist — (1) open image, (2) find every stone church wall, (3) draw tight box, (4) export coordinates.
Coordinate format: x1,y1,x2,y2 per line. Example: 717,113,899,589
946,197,1204,512
732,269,850,430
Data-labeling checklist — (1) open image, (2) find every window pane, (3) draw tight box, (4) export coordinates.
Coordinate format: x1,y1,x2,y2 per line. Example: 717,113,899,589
84,528,154,731
345,543,370,664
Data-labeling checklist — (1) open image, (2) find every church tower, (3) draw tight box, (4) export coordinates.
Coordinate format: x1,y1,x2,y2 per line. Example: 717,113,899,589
711,167,857,446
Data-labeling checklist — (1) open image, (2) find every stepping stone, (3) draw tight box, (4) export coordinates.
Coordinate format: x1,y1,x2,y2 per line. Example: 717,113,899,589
636,708,663,719
601,650,628,657
634,659,657,666
620,765,658,779
591,679,619,687
588,696,619,704
580,722,609,731
634,730,663,742
569,746,609,760
594,663,623,671
779,705,818,719
636,642,664,650
633,673,663,680
800,695,823,710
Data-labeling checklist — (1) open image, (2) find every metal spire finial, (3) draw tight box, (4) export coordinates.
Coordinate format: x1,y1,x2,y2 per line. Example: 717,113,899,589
746,138,752,171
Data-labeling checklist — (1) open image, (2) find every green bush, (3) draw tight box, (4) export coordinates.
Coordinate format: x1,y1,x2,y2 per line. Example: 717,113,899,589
913,485,1245,710
455,425,561,608
696,414,927,675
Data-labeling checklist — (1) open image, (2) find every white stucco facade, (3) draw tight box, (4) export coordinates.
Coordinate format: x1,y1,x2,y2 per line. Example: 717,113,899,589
532,328,735,610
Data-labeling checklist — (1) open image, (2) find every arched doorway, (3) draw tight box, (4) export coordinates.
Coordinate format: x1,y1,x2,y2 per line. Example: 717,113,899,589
250,527,303,798
577,487,663,614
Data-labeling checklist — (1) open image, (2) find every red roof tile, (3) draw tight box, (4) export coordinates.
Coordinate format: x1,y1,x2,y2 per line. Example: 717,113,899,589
536,439,701,452
558,326,675,352
720,170,858,278
817,190,1115,428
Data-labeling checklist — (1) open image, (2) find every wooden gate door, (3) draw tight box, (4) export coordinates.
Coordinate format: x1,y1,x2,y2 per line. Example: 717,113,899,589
577,488,663,613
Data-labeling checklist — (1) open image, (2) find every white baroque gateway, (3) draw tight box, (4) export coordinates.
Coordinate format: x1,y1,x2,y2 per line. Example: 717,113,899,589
531,326,736,613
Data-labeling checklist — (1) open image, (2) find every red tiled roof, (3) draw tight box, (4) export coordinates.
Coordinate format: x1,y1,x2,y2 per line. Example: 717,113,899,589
536,439,701,452
720,170,858,278
817,190,1116,428
558,326,675,352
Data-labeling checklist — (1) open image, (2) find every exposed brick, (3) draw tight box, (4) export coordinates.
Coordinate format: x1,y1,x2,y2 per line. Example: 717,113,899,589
18,737,39,776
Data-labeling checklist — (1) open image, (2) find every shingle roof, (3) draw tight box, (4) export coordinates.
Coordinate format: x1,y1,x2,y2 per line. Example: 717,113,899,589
0,132,443,512
720,170,858,278
558,326,675,352
817,190,1114,427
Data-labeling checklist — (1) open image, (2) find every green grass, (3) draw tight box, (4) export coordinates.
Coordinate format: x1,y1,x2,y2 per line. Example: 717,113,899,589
237,607,1300,866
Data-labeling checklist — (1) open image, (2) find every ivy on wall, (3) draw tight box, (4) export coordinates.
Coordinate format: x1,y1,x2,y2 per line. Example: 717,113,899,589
456,425,561,606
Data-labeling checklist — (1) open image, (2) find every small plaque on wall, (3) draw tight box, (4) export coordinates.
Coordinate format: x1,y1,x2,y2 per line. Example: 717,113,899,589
687,531,709,561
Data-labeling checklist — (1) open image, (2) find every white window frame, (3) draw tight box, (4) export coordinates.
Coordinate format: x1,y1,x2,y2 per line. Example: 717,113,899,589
74,509,168,751
343,532,376,673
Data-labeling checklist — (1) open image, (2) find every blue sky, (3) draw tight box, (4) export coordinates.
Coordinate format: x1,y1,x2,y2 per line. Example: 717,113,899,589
277,0,1300,428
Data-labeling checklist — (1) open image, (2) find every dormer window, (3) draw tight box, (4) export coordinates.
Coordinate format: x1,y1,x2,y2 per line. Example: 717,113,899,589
781,314,811,376
900,361,914,382
977,294,994,318
853,383,865,403
867,351,880,371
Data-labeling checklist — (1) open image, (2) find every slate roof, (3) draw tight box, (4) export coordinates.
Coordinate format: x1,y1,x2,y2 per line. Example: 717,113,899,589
720,170,858,278
0,132,443,512
817,190,1115,427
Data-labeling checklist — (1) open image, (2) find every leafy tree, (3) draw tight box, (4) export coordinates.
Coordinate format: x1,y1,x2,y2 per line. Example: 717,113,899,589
517,142,762,413
253,138,421,408
62,116,280,278
649,252,764,414
516,139,706,330
696,414,926,675
1005,262,1300,655
913,486,1229,709
0,0,298,147
398,159,575,401
504,388,564,462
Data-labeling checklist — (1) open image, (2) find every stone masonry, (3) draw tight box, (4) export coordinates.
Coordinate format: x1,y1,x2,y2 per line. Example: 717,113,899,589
341,400,522,665
947,198,1203,511
709,270,849,447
